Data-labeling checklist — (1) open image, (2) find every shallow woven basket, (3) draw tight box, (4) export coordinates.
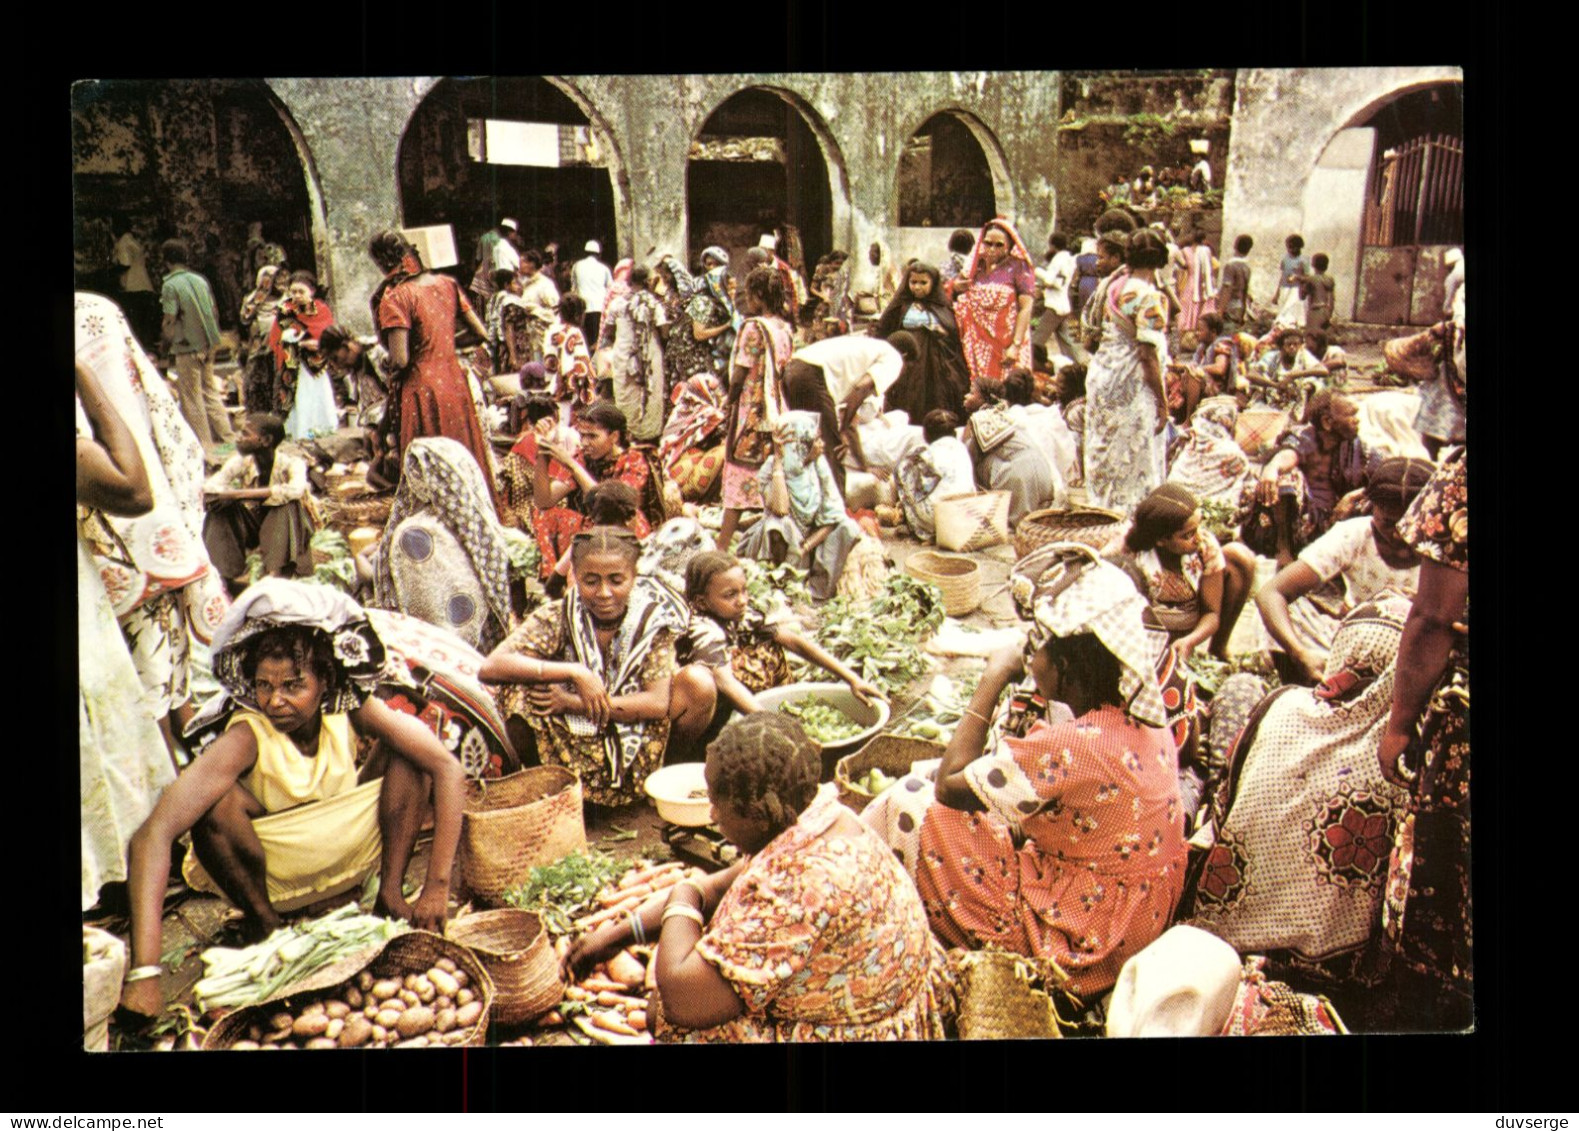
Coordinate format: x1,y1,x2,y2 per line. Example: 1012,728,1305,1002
904,551,981,617
444,909,563,1026
324,493,395,532
953,948,1063,1041
459,767,586,907
1012,505,1126,560
201,930,494,1050
833,734,946,812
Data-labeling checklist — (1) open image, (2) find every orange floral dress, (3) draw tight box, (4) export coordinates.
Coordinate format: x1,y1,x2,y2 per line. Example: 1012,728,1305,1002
658,786,951,1043
914,705,1187,999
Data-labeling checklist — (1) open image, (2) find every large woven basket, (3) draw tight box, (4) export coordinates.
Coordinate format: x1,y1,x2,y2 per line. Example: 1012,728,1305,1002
444,909,563,1026
201,930,494,1050
1012,505,1126,560
459,767,586,906
952,948,1064,1041
904,551,981,617
833,734,946,812
934,490,1011,552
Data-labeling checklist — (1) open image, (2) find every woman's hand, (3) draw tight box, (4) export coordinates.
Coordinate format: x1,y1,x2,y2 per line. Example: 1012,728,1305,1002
1256,469,1281,507
1378,727,1413,788
1293,645,1327,684
528,683,584,717
565,664,611,726
985,642,1026,683
119,974,164,1020
1170,636,1203,663
564,922,630,982
846,676,885,708
408,883,449,933
538,437,575,467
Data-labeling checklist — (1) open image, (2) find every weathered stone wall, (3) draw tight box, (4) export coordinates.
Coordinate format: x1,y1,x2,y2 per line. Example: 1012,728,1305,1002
1222,66,1463,321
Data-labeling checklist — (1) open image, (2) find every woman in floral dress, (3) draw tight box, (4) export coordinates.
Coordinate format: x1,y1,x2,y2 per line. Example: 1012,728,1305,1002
951,218,1035,388
864,543,1186,1001
1083,228,1172,513
715,267,793,553
1377,448,1470,1030
567,712,951,1041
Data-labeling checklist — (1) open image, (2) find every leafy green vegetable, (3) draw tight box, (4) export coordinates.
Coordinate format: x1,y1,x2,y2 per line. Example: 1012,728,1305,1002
809,574,946,697
780,695,864,743
503,850,629,936
1196,498,1241,544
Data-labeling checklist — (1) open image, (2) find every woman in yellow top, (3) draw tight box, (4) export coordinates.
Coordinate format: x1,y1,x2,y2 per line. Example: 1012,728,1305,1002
117,579,467,1022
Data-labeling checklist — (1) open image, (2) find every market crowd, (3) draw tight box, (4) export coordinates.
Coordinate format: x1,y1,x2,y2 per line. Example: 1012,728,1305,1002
79,194,1467,1042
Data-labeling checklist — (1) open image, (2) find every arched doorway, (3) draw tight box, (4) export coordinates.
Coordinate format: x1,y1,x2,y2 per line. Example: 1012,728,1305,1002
893,108,1010,270
397,77,622,290
72,79,323,337
1302,81,1463,325
686,88,848,284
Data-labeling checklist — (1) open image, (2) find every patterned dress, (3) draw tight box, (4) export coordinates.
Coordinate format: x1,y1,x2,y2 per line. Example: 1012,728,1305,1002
880,704,1187,1000
955,258,1035,385
376,273,502,514
530,448,656,580
1381,449,1471,1029
658,786,951,1043
721,316,793,511
1084,278,1170,513
490,596,678,807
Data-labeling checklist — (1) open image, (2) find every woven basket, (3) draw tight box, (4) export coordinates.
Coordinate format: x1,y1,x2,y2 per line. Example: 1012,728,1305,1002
934,490,1011,552
459,767,586,906
953,948,1064,1041
833,734,946,812
904,552,981,617
325,493,395,532
1383,327,1438,383
201,930,494,1050
1012,505,1126,560
444,909,563,1026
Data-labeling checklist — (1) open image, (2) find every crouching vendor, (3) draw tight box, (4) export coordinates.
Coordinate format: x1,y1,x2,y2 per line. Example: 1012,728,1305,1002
118,578,466,1020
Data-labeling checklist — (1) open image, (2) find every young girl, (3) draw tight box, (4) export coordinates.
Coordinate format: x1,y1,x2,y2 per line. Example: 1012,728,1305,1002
1272,234,1311,329
675,551,882,759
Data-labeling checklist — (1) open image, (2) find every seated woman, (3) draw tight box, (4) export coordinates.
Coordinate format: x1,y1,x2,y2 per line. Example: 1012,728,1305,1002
497,392,579,532
637,515,717,595
862,544,1186,1002
1182,312,1243,406
369,437,514,653
876,261,971,423
677,551,881,758
117,580,467,1020
964,368,1064,525
480,527,712,807
565,712,950,1042
1245,327,1328,417
1256,457,1432,684
1184,598,1414,998
531,401,659,587
1165,397,1251,511
656,370,728,503
735,410,876,602
896,409,976,541
1053,361,1087,487
548,481,643,580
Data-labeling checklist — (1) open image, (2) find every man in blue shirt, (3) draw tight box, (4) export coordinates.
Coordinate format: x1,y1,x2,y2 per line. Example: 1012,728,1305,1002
160,238,235,450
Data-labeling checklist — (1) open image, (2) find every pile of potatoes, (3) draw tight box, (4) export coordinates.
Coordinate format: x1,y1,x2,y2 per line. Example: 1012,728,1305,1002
226,957,484,1050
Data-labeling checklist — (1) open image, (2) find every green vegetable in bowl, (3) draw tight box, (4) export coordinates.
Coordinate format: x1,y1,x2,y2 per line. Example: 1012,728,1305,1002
780,694,864,744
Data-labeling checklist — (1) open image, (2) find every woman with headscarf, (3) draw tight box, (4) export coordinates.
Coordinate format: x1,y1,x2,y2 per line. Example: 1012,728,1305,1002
368,230,501,513
952,217,1036,388
1185,597,1414,995
716,267,793,552
117,579,467,1020
736,409,870,602
239,264,287,412
1165,396,1252,510
863,543,1186,1001
964,367,1065,526
369,437,514,654
1084,228,1172,513
481,527,710,807
1175,229,1218,335
603,264,668,443
876,260,971,423
688,247,740,379
544,293,597,424
657,370,729,502
655,254,716,398
1257,457,1433,684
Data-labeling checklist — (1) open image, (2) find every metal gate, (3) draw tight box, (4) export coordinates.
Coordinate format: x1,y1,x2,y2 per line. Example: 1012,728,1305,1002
1356,133,1463,325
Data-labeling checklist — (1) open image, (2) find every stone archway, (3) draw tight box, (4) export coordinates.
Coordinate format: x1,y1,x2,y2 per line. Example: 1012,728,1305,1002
1300,80,1463,324
71,78,327,336
891,106,1015,271
685,85,853,281
397,76,627,285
